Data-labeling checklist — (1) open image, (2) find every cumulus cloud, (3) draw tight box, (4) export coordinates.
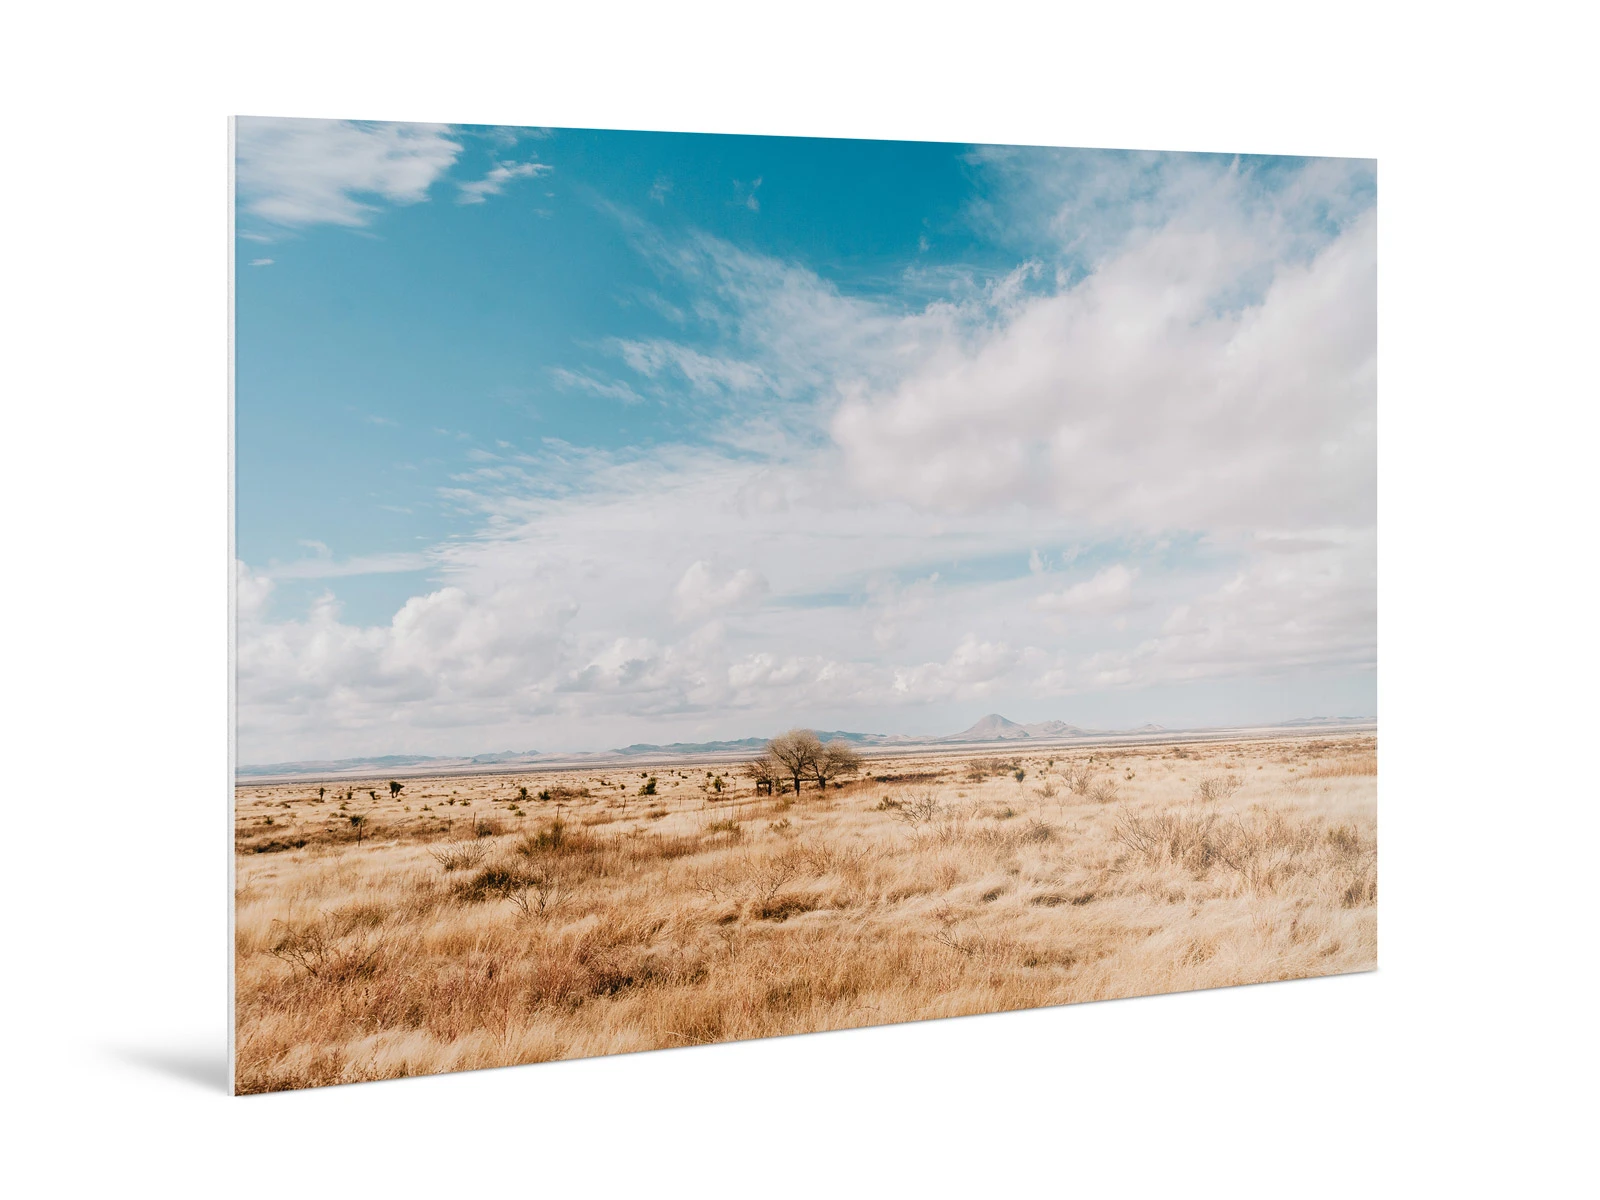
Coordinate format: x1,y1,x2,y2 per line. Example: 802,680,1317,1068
892,634,1021,699
236,560,274,618
672,561,769,621
1033,564,1136,615
236,579,578,754
235,117,461,227
830,208,1375,534
1036,534,1374,694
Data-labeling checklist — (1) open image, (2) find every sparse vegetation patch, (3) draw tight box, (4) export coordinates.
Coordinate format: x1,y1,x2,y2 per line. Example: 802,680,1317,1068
235,732,1376,1092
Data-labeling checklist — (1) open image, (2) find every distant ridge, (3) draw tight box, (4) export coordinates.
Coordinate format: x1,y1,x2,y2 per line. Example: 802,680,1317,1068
236,750,542,778
1277,716,1374,727
614,736,769,756
942,713,1033,741
935,713,1163,742
239,712,1372,779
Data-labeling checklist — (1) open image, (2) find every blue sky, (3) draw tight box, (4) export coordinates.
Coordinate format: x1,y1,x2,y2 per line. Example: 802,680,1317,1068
234,119,1376,762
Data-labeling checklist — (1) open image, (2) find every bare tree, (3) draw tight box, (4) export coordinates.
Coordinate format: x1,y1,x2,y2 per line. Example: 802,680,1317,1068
766,729,823,796
813,740,864,789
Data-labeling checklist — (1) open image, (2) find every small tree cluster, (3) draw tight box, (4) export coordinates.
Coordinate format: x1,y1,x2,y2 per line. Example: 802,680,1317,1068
763,729,864,796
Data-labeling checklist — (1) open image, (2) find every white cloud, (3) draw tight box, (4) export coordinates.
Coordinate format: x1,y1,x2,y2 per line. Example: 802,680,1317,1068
1033,564,1136,615
266,551,433,580
549,367,644,405
248,258,273,267
1034,533,1374,694
237,581,578,753
830,209,1376,534
236,560,274,619
893,634,1021,698
672,561,769,622
868,572,940,650
457,159,552,204
613,338,769,396
235,117,461,227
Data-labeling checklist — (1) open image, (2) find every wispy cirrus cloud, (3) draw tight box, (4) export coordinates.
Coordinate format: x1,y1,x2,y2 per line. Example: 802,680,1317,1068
457,159,552,204
265,551,435,580
549,367,644,405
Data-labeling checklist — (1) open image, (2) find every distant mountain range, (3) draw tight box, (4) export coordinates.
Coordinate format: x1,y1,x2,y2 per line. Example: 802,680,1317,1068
941,714,1078,741
238,712,1371,779
237,750,546,777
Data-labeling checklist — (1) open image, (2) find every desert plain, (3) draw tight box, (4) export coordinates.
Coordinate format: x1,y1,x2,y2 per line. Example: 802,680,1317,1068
233,732,1376,1093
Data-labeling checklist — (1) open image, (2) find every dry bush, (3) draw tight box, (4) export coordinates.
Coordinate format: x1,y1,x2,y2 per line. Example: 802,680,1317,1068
487,862,574,920
1113,808,1227,868
430,840,488,871
1089,779,1119,804
967,756,1020,780
266,917,388,983
1063,761,1093,796
1194,775,1242,803
965,815,1054,852
1020,819,1055,844
1112,805,1375,897
514,819,590,856
896,789,944,828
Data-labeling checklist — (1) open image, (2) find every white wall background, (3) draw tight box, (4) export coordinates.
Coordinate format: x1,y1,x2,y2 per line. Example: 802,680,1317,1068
3,2,1593,1194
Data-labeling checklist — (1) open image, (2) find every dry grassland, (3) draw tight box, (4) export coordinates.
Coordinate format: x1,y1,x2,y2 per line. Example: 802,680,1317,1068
234,734,1376,1093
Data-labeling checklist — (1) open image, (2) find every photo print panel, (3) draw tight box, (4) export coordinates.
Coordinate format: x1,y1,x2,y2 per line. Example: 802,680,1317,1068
231,117,1376,1093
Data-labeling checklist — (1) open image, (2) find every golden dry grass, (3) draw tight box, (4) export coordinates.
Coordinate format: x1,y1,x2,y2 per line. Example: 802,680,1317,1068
234,734,1376,1093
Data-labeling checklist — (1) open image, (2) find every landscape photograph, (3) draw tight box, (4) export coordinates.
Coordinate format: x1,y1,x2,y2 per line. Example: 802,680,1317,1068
233,119,1377,1093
